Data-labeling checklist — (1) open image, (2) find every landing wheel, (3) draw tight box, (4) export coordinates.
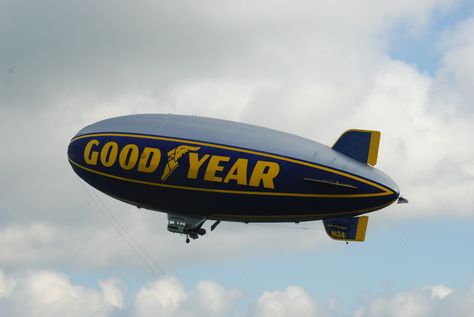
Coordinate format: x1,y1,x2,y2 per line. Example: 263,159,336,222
186,236,190,243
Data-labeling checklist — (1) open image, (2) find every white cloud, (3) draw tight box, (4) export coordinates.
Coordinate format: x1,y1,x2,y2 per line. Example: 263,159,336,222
338,58,474,219
0,271,15,298
0,272,319,317
436,17,474,116
2,270,473,317
0,0,473,272
355,289,434,317
355,283,474,317
1,270,474,317
430,284,452,299
192,281,243,315
253,286,319,317
133,277,188,317
0,203,329,270
132,276,242,317
100,279,124,310
0,223,56,266
0,270,122,317
2,4,474,317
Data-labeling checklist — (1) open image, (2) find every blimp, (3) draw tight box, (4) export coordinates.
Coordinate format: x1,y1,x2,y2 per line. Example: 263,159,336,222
68,114,404,243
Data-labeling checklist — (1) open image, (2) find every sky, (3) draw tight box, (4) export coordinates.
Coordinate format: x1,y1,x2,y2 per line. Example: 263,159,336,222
1,0,474,316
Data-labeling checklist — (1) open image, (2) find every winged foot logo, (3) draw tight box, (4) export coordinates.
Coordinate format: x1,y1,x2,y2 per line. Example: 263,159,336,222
161,145,201,181
81,138,280,189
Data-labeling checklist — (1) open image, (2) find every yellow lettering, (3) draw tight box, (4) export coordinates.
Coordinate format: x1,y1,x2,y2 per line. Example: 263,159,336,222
187,153,210,179
223,158,248,185
119,144,139,170
331,230,346,239
138,147,161,173
84,139,100,165
100,141,118,167
204,155,230,182
249,161,280,189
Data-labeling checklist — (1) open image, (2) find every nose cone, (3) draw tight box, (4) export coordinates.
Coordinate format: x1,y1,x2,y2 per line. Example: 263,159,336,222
67,130,87,166
373,168,400,207
382,172,400,196
67,122,99,164
67,138,79,162
67,125,95,180
67,131,108,195
67,135,85,183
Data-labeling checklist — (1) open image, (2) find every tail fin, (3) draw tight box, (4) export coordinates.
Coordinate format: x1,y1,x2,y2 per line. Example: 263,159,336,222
323,216,369,242
332,130,380,166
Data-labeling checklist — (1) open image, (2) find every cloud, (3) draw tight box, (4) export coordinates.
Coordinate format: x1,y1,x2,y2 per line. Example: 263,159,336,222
0,271,15,298
0,0,473,272
354,283,474,317
435,16,474,116
252,286,319,317
133,277,188,317
0,0,456,109
1,270,474,317
338,58,474,219
430,284,453,299
0,270,122,317
0,203,328,270
132,277,242,317
2,4,474,317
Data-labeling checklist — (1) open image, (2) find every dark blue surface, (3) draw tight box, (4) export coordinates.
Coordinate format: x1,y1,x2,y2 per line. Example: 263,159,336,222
323,216,362,240
333,130,372,164
74,114,399,192
68,133,398,222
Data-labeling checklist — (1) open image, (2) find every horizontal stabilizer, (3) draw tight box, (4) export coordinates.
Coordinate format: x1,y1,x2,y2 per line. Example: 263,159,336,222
332,130,380,166
323,216,369,242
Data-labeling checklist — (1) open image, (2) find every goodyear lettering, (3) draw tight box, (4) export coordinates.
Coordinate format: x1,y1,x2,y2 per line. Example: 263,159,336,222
119,144,139,170
100,141,118,167
187,153,210,179
84,139,100,165
249,161,280,189
84,139,162,172
204,155,230,182
137,147,161,173
223,158,248,185
82,139,280,189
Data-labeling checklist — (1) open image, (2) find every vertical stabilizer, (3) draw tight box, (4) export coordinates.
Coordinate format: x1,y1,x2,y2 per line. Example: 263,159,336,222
332,130,380,166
